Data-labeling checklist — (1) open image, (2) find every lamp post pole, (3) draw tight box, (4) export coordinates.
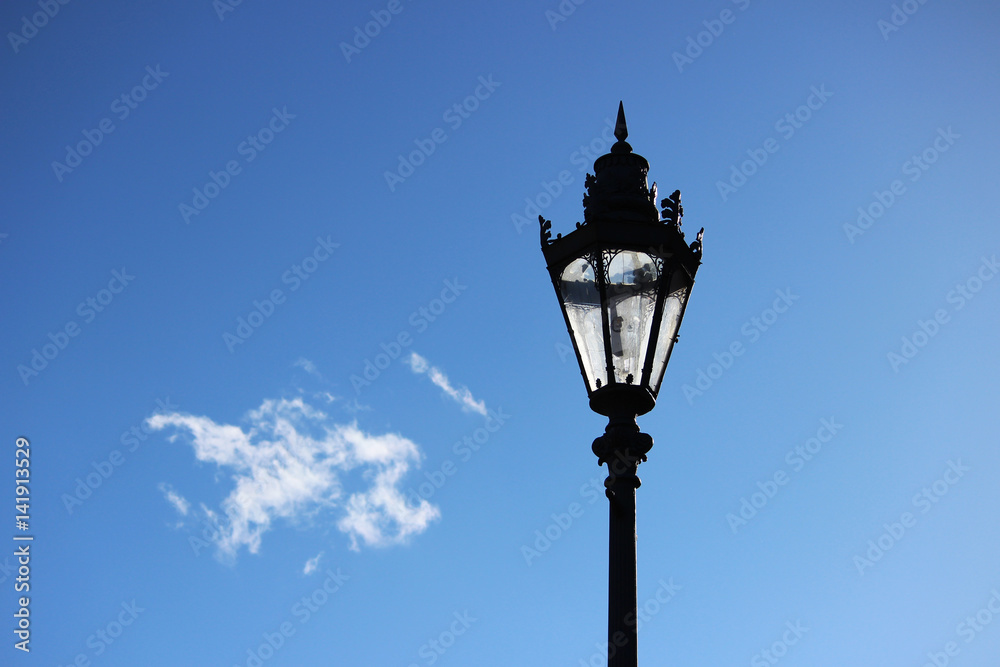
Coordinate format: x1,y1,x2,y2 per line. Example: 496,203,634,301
594,411,651,667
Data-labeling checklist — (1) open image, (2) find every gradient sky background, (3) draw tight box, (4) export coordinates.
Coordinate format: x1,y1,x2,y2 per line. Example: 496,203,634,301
3,0,1000,665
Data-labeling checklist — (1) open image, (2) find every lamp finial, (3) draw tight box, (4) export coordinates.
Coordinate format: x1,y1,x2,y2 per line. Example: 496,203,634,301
611,102,632,154
614,101,628,142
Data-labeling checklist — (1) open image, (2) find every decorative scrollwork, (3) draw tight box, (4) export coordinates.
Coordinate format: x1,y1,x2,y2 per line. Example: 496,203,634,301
539,215,552,247
643,245,669,271
600,248,617,285
690,227,704,256
661,189,683,226
582,173,598,213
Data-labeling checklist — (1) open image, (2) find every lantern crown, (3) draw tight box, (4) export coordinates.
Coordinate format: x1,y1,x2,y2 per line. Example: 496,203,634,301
584,102,658,227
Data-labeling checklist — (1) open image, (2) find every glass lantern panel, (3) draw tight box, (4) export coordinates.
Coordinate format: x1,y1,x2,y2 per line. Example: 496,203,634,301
604,250,659,386
560,257,607,392
649,285,690,395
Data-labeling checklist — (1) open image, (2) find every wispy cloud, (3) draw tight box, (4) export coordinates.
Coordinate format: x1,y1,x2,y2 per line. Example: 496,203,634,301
147,397,439,561
406,352,487,416
294,357,322,378
303,552,323,575
159,483,190,516
291,359,337,405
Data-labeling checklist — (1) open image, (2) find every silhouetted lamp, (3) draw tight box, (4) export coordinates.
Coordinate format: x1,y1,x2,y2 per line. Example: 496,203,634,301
539,103,703,667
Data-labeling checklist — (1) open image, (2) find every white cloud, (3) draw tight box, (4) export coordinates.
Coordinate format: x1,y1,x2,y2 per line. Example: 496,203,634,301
303,552,323,575
406,352,488,417
159,483,190,516
147,397,439,561
294,357,320,378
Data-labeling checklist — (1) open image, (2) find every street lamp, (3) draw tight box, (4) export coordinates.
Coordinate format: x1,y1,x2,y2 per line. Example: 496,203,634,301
539,102,703,666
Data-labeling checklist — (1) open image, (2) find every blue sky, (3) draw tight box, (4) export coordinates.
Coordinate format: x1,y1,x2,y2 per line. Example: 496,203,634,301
2,0,1000,665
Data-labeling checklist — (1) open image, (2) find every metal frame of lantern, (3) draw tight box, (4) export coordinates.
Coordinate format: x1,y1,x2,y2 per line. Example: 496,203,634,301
540,106,703,420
